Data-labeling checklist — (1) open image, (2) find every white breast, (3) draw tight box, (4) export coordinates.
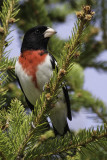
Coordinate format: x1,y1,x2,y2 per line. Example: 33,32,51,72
36,55,53,90
15,61,41,105
15,55,53,105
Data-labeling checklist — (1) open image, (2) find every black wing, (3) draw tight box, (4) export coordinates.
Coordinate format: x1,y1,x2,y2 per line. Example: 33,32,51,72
62,85,72,120
16,75,34,111
49,53,58,71
49,53,72,121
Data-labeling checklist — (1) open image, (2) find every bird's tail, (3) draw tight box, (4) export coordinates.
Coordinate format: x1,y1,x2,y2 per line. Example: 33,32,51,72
50,100,70,136
53,121,70,136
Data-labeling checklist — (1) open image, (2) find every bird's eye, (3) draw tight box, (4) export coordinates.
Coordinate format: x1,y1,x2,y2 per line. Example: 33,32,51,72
35,29,40,34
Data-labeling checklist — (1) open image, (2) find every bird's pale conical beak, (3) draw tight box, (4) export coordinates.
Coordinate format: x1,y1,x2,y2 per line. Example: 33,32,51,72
44,27,57,38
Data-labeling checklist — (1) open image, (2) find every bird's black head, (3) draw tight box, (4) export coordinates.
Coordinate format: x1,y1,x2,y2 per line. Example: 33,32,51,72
21,25,56,52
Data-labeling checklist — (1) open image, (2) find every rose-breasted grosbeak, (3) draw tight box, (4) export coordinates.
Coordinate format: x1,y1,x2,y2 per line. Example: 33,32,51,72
15,26,72,135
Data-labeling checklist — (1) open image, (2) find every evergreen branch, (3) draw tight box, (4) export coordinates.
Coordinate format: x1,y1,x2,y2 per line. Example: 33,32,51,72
0,0,19,107
0,0,19,66
0,0,18,59
16,6,95,158
0,99,33,160
25,125,107,159
0,129,13,160
0,73,8,107
1,1,106,159
91,105,107,124
0,151,6,160
16,98,48,158
8,99,32,159
71,90,107,124
41,132,107,158
34,6,95,125
0,66,15,72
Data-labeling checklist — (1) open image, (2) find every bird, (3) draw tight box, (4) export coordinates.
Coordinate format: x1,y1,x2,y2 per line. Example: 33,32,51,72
15,25,72,135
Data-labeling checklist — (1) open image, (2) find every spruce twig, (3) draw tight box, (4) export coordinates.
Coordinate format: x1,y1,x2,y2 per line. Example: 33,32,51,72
0,0,19,63
0,151,6,160
27,125,107,159
91,105,107,124
0,0,14,60
16,6,95,159
0,66,15,72
0,0,19,107
71,90,107,124
1,1,107,160
39,132,107,159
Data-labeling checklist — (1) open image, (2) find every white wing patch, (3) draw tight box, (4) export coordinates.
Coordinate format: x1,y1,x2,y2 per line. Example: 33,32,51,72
55,60,57,67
